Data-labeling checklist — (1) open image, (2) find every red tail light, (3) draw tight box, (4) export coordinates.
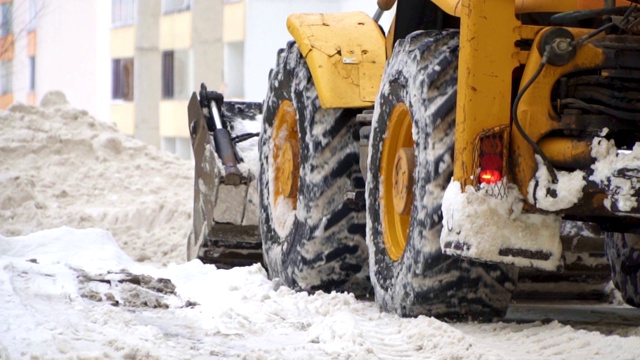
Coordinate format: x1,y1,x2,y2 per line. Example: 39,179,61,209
479,169,501,184
478,135,504,185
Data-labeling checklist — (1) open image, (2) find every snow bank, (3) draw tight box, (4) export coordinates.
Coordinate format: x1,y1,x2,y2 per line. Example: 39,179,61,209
0,93,193,264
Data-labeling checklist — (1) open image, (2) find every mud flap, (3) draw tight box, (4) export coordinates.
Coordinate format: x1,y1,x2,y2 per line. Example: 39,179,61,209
187,93,263,268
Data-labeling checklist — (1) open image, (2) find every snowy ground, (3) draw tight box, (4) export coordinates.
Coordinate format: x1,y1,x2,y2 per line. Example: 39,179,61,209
2,95,640,359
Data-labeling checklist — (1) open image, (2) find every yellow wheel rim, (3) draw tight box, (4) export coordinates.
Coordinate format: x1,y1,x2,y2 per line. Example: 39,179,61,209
381,103,415,261
273,100,299,209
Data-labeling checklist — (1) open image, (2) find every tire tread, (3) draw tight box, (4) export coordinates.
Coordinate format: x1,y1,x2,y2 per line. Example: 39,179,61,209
366,30,516,320
259,43,370,296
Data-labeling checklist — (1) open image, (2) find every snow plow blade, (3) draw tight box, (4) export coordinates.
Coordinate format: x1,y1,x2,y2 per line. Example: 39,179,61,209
186,87,263,269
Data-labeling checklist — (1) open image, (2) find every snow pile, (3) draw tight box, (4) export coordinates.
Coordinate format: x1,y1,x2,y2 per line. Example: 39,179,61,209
591,135,640,212
0,92,194,264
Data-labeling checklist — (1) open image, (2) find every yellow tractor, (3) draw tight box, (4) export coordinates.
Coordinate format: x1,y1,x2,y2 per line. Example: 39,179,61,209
187,0,640,319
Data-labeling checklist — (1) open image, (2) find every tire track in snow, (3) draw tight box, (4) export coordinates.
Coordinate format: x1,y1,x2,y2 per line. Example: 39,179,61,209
350,310,503,359
456,318,640,359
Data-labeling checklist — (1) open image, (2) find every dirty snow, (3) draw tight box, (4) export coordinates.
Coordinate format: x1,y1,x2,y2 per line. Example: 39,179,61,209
528,155,587,212
591,135,640,213
2,96,640,358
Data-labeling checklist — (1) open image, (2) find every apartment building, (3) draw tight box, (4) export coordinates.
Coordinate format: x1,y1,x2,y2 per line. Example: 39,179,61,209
0,0,110,119
110,0,222,159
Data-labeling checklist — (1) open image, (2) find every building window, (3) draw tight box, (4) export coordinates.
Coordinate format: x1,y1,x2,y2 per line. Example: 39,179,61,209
162,51,174,98
28,56,35,91
162,0,190,14
112,0,136,27
162,49,190,99
0,60,11,95
0,3,12,38
112,58,134,101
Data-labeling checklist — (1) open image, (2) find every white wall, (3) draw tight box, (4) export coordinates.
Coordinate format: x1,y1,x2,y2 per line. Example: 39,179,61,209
242,0,394,101
11,0,31,101
34,0,110,121
224,41,244,99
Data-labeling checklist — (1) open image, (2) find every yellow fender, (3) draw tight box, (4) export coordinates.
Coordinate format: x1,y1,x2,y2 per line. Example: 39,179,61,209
287,12,386,109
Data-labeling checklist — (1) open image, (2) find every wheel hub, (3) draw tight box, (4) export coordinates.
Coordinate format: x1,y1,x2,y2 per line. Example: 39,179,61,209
273,100,299,208
392,148,415,216
380,103,414,261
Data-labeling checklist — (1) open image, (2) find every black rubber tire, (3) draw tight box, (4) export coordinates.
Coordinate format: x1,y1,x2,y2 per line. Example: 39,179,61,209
366,30,517,320
605,232,640,307
258,42,371,296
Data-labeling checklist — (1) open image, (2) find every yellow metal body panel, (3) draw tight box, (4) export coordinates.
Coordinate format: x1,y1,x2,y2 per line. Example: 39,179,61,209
451,0,608,190
385,16,396,59
287,12,386,109
432,0,607,17
538,137,593,169
453,0,520,187
512,27,605,198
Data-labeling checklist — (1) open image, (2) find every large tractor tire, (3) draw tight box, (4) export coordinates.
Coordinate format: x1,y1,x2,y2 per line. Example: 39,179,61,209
258,42,371,296
605,232,640,307
366,30,517,320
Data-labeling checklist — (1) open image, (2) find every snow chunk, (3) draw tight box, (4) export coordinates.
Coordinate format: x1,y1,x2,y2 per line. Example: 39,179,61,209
590,136,640,212
0,227,138,273
527,155,586,212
